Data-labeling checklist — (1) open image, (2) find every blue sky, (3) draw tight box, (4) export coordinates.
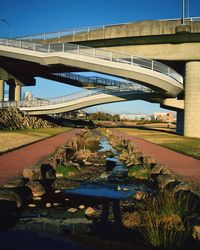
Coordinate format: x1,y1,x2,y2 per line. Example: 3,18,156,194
1,0,199,114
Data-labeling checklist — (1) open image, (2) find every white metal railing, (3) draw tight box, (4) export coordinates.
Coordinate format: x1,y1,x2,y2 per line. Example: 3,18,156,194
15,17,200,41
0,38,183,84
54,72,152,91
0,85,152,109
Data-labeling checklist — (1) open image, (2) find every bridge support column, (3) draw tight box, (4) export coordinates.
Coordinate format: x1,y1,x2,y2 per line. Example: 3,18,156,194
15,83,21,102
7,80,22,102
0,80,4,102
176,110,184,135
184,61,200,138
8,80,15,101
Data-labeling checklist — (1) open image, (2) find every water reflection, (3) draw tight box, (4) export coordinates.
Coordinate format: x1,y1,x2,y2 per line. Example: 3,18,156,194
63,133,149,200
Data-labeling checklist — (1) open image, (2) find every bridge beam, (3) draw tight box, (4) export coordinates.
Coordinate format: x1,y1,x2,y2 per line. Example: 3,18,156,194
0,80,4,102
184,61,200,138
161,98,184,111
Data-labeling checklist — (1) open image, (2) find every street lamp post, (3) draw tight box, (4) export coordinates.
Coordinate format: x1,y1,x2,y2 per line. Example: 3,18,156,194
1,18,13,38
176,0,191,33
182,0,185,24
187,0,190,18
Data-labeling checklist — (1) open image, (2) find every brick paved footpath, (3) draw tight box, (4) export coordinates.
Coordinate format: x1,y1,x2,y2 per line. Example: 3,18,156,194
0,129,80,185
112,129,200,189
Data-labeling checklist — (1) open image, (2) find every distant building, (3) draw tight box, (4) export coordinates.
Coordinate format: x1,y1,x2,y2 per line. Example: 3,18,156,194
120,114,151,121
154,112,174,123
24,91,33,101
62,110,87,119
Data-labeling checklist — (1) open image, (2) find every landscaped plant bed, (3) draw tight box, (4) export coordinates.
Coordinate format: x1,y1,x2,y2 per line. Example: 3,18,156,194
0,128,199,249
99,128,200,249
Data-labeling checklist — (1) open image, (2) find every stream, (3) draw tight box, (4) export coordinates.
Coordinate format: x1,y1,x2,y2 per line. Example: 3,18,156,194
4,130,197,250
63,133,150,201
14,130,151,250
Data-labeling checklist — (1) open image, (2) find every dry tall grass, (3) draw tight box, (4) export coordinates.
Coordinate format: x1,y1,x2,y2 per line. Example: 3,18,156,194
139,190,194,249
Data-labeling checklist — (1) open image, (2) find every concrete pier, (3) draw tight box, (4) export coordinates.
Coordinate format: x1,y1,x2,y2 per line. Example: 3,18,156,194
15,83,21,101
176,110,184,135
7,80,22,102
0,80,4,102
184,61,200,138
8,80,15,101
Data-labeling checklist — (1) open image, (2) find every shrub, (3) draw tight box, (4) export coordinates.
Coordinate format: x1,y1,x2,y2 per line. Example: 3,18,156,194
138,190,193,249
56,164,80,178
128,165,151,180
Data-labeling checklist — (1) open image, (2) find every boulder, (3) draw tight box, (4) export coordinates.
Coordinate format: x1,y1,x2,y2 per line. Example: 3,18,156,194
174,182,191,193
67,208,78,213
150,164,165,176
40,163,56,180
28,203,37,208
0,189,22,208
174,183,200,213
42,157,58,169
33,196,41,200
53,203,60,207
54,190,61,194
112,169,128,180
79,205,85,210
134,191,148,201
3,178,25,189
85,207,95,216
56,173,63,178
127,143,136,154
106,159,116,171
23,165,42,181
99,172,111,180
188,216,200,240
26,181,45,197
45,203,51,208
116,185,121,191
192,225,200,240
157,174,178,190
67,172,77,178
0,108,58,130
142,156,156,167
53,146,74,166
23,164,56,182
161,167,172,175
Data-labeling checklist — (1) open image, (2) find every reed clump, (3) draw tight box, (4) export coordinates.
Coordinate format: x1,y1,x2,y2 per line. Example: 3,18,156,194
138,190,194,249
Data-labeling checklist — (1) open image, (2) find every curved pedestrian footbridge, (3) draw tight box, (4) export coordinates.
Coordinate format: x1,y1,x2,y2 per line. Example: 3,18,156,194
1,85,161,115
0,39,183,93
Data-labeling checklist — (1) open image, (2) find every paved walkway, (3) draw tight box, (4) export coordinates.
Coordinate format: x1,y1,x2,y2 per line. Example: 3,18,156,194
0,129,80,185
112,129,200,189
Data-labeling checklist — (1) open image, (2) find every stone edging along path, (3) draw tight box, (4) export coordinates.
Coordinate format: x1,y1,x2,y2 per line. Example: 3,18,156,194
0,129,81,185
111,129,200,189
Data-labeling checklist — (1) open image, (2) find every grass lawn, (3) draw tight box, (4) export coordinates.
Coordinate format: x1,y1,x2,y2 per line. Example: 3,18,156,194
116,127,200,159
0,127,71,154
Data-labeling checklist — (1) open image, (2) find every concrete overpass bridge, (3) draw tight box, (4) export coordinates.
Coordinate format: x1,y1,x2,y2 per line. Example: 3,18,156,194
0,18,200,137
